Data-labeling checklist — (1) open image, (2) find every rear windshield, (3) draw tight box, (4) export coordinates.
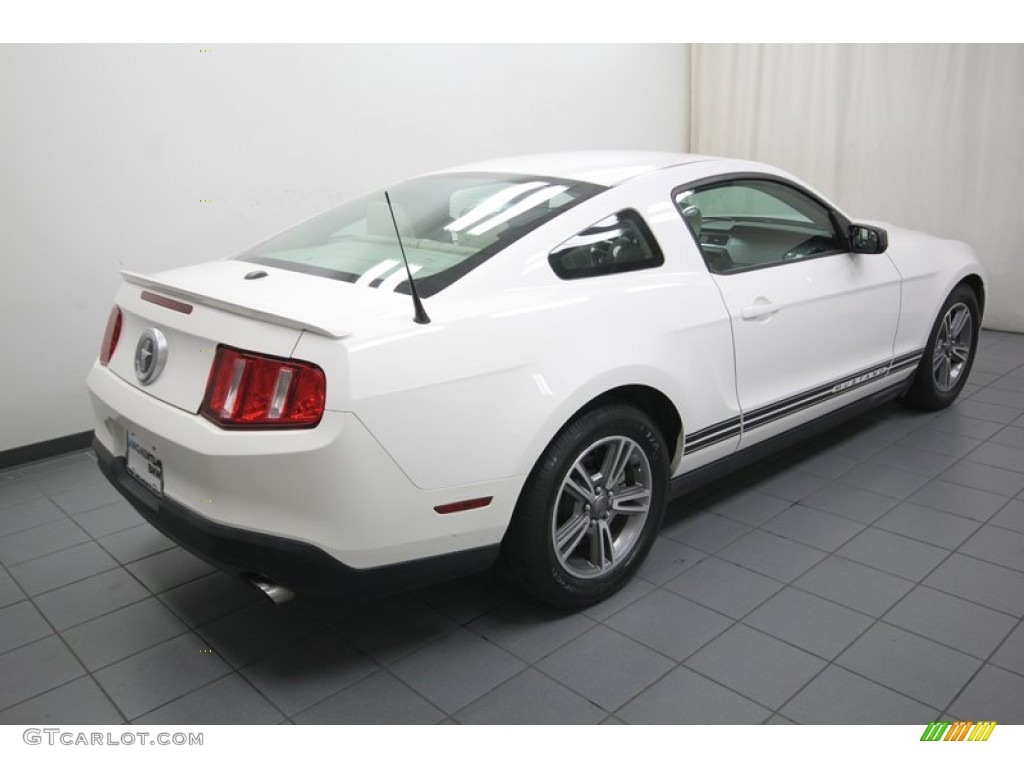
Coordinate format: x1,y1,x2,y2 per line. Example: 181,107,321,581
236,172,606,297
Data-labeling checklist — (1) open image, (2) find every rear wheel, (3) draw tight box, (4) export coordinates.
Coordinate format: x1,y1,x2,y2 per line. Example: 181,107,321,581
904,283,980,410
502,404,668,610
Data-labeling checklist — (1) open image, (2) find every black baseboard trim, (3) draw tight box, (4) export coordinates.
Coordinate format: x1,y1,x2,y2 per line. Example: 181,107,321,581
0,431,95,471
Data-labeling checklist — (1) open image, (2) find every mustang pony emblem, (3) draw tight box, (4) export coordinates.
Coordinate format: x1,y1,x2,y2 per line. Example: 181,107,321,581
134,328,167,385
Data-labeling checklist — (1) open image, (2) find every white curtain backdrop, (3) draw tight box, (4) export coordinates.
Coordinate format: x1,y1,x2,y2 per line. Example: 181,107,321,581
691,44,1024,331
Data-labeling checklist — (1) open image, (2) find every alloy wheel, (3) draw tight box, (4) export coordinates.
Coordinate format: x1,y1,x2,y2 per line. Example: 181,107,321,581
932,301,973,392
550,435,653,579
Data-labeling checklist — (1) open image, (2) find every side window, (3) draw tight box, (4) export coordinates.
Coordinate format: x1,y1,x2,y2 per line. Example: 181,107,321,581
549,209,663,280
674,179,845,275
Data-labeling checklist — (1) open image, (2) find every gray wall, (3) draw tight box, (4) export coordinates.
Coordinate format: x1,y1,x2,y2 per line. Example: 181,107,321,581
0,44,690,451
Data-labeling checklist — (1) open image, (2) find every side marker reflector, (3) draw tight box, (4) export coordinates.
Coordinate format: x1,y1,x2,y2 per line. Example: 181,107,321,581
434,497,493,514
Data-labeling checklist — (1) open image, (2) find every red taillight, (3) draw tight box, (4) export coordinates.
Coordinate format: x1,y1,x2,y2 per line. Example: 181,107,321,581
99,306,123,366
200,346,326,429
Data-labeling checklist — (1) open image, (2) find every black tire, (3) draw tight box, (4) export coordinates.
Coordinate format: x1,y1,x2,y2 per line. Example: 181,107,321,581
904,283,980,411
501,404,668,610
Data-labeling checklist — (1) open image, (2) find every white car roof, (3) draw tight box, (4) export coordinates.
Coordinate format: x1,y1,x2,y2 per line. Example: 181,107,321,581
436,151,721,187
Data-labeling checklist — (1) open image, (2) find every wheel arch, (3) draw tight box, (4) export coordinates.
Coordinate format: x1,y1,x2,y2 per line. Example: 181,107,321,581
547,384,684,473
959,273,986,319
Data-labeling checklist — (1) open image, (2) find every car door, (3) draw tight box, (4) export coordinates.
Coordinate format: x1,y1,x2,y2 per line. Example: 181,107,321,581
673,176,901,448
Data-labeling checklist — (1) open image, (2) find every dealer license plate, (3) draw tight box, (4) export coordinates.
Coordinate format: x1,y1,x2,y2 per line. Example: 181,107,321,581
126,433,164,497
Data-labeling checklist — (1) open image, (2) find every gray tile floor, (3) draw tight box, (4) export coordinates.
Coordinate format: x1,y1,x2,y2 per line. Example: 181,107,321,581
3,329,1024,725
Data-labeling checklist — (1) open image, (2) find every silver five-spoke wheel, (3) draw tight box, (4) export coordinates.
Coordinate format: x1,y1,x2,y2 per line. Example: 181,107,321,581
502,403,667,609
551,435,652,579
904,283,979,411
932,301,973,392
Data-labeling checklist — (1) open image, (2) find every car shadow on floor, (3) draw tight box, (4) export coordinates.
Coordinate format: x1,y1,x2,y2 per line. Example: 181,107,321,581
176,401,940,723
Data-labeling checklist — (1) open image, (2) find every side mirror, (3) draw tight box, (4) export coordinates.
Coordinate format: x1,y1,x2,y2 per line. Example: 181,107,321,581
849,224,888,254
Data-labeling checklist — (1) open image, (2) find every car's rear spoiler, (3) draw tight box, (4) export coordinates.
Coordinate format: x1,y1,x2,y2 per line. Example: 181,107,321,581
120,270,350,339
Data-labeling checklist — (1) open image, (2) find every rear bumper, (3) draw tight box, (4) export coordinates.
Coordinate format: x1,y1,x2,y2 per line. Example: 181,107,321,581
87,362,516,573
94,438,500,597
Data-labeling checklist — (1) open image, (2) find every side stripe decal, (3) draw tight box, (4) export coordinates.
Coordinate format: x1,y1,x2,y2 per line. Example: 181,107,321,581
683,416,742,453
890,348,924,374
682,348,925,455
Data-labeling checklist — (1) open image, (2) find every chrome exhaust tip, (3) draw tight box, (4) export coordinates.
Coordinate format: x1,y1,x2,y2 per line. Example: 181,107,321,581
249,576,294,604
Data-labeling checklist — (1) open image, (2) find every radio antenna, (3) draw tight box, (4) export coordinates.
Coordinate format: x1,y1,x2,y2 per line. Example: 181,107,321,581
384,190,430,325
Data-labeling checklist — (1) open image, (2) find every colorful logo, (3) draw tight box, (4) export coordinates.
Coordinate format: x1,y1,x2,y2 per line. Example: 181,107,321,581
920,721,997,742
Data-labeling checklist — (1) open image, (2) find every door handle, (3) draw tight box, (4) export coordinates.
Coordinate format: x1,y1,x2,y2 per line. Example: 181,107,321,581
741,299,780,320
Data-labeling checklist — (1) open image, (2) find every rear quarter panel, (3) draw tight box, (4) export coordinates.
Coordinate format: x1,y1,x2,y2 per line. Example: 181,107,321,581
292,177,740,491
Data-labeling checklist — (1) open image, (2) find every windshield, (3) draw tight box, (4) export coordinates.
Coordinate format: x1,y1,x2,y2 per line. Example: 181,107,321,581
236,172,606,297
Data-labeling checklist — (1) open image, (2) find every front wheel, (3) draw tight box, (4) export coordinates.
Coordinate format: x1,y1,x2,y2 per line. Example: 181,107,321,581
904,283,980,410
502,404,668,610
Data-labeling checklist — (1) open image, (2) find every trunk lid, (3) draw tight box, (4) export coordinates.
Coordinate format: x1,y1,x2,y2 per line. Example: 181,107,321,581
106,259,412,413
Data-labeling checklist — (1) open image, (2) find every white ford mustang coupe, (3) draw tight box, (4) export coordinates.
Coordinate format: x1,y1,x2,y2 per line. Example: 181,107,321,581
88,152,985,608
